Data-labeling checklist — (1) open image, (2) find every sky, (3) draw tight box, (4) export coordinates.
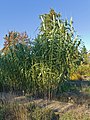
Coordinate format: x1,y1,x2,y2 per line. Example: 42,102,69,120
0,0,90,51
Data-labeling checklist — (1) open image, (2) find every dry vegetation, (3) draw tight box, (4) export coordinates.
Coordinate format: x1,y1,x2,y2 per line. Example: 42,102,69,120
0,82,90,120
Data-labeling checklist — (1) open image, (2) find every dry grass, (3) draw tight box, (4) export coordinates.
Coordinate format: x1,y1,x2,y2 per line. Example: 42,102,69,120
61,105,90,120
0,87,90,120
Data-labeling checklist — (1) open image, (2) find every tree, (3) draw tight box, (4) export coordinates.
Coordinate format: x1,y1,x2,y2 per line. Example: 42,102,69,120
2,31,29,53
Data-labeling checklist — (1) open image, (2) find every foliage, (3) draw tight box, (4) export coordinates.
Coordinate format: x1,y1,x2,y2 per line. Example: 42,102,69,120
33,9,83,97
0,40,31,92
0,9,84,98
70,52,90,80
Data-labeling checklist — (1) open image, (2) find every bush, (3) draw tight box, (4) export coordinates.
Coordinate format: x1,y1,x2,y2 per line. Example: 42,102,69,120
70,73,83,80
70,64,90,80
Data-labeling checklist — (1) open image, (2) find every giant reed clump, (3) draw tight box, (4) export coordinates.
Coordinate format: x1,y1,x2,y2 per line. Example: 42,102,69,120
0,9,84,99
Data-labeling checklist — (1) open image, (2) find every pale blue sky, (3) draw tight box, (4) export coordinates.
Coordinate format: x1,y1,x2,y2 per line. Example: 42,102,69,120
0,0,90,50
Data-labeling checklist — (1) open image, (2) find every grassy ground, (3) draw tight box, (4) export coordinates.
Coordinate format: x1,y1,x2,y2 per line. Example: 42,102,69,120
0,80,90,120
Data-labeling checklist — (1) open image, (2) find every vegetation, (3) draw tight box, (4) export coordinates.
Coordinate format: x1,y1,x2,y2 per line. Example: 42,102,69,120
70,49,90,80
0,97,90,120
0,9,90,120
0,102,59,120
0,9,84,97
61,110,90,120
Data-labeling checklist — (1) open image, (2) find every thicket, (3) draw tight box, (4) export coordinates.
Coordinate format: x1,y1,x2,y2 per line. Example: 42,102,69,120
0,9,84,99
